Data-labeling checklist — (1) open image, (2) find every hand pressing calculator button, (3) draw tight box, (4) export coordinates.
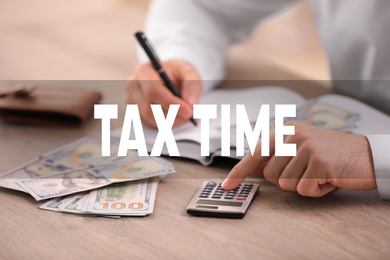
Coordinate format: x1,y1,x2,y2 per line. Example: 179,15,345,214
186,181,259,219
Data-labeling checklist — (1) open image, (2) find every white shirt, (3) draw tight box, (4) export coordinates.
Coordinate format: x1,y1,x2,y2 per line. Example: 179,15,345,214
140,0,390,199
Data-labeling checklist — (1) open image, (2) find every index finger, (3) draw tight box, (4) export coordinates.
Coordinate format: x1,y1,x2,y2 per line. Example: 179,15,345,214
222,133,276,190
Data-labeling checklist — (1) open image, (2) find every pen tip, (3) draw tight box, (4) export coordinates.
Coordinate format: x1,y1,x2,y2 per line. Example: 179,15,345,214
190,118,197,126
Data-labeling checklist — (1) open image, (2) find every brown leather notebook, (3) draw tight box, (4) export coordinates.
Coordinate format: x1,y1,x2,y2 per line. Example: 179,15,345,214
0,86,102,127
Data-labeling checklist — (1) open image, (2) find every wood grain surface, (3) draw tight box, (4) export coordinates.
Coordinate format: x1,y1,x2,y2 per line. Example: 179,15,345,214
1,1,389,259
1,82,390,260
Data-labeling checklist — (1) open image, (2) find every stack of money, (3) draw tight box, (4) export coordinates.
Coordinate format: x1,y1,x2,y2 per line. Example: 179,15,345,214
40,177,159,218
0,137,175,217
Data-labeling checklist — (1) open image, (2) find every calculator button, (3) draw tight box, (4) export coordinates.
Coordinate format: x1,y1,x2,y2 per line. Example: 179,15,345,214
241,188,252,192
207,181,217,187
199,195,209,198
236,197,247,200
202,189,213,192
224,196,235,200
212,195,222,199
244,184,254,188
238,194,248,197
201,192,210,196
213,192,224,196
205,185,215,189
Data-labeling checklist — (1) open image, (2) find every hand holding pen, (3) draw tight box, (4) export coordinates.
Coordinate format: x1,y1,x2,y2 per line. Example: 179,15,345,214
126,31,203,128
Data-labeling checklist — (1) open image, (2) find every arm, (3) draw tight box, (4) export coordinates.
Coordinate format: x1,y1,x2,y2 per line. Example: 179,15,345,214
141,0,299,89
129,0,298,127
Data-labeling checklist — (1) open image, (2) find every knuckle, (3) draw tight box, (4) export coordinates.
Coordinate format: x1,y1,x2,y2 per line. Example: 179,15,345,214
291,126,305,141
263,164,272,180
297,189,308,197
278,179,295,191
278,179,289,190
299,142,313,155
141,106,154,120
183,66,197,76
310,156,328,169
126,79,137,92
144,86,158,101
297,186,311,197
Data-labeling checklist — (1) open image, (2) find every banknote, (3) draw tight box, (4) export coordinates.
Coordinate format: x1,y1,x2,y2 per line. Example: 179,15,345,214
18,168,110,201
304,102,359,132
0,138,104,191
40,193,121,218
17,157,174,201
0,137,138,192
39,196,75,212
57,193,90,214
87,177,159,216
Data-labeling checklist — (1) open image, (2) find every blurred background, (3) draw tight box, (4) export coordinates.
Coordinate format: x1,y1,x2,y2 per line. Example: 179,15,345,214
0,0,330,81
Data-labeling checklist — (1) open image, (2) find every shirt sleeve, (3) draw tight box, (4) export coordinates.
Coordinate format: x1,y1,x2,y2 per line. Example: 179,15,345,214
139,0,298,91
366,135,390,199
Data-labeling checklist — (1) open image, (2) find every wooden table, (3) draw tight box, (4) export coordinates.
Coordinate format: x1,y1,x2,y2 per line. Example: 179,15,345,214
1,82,390,260
1,1,389,258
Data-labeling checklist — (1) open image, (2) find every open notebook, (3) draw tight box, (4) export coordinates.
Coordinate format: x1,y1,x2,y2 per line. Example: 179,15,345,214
111,86,390,166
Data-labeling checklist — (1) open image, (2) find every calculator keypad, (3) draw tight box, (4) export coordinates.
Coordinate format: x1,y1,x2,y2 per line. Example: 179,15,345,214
199,182,255,201
187,181,259,218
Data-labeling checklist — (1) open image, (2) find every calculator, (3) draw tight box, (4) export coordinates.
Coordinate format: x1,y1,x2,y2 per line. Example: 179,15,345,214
186,181,259,219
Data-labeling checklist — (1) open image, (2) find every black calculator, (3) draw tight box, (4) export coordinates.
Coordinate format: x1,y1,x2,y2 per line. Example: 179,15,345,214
186,181,259,219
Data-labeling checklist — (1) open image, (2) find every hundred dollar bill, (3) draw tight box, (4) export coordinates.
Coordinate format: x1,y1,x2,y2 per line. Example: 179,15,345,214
0,137,138,192
87,177,159,216
39,196,75,212
40,193,120,218
57,193,90,214
0,138,105,191
17,157,174,201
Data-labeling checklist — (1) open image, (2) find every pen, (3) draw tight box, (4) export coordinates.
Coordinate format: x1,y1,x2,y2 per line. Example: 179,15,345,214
135,31,197,126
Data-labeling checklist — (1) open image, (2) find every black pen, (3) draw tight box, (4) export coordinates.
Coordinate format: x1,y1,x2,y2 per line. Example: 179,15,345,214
135,31,197,126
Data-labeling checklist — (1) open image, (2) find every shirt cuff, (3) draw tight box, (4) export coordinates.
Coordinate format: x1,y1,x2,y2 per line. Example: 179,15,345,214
366,135,390,199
